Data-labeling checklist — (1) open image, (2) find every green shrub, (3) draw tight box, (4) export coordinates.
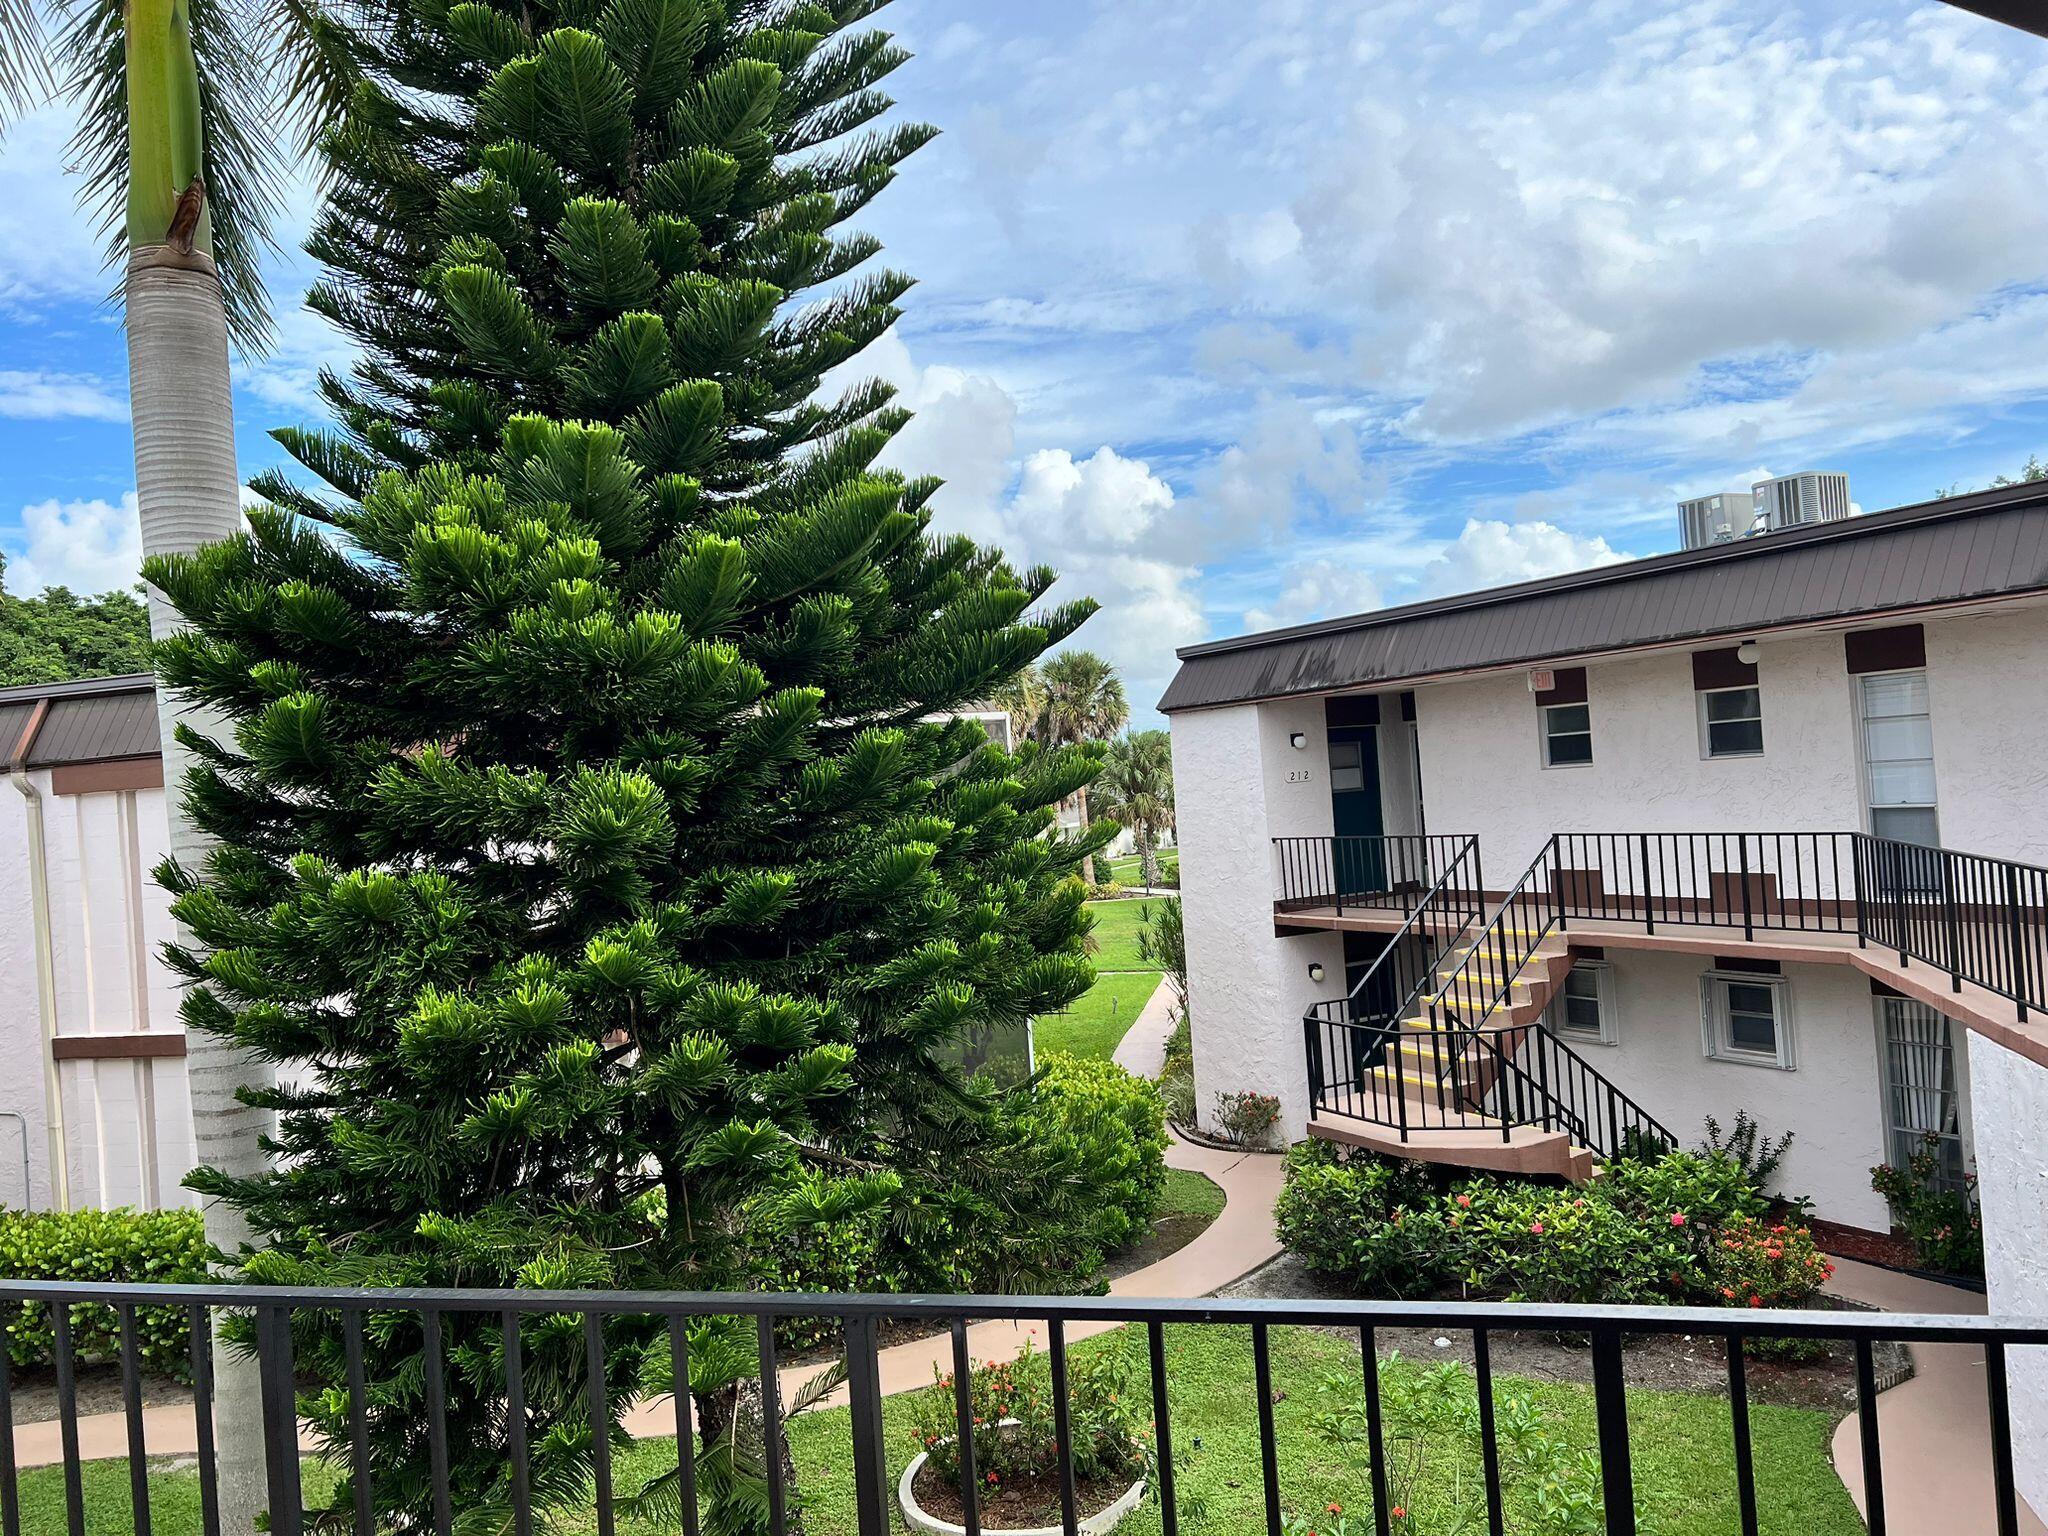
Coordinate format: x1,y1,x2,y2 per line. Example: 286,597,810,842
1157,1014,1195,1126
1451,1181,1693,1304
1704,1215,1834,1307
1871,1140,1984,1277
0,1207,208,1380
1601,1148,1767,1230
1019,1054,1168,1256
1213,1090,1282,1148
1273,1143,1449,1296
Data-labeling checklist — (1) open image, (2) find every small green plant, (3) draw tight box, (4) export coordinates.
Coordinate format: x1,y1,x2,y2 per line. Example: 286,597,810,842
1158,1014,1196,1126
1136,897,1188,1020
908,1335,1147,1498
1214,1089,1283,1147
1701,1112,1810,1212
1872,1138,1984,1276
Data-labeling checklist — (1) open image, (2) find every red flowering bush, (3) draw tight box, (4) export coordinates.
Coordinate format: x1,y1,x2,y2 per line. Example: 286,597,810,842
907,1336,1147,1492
1704,1215,1834,1308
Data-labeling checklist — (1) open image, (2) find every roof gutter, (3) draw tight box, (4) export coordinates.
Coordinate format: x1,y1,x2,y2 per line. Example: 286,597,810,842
7,699,70,1210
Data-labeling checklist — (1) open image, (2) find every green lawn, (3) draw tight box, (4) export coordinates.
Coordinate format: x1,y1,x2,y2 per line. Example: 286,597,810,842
17,1324,1859,1536
1083,896,1163,971
1035,970,1163,1061
1105,850,1178,887
1157,1166,1225,1223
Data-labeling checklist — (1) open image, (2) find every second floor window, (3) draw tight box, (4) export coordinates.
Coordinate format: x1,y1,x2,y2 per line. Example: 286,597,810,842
1700,686,1764,757
1541,702,1592,766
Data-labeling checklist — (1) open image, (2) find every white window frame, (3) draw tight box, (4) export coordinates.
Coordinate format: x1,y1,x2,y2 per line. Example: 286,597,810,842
1548,959,1616,1045
1854,667,1940,845
1539,701,1593,768
1697,685,1764,759
1874,995,1968,1190
1700,970,1796,1070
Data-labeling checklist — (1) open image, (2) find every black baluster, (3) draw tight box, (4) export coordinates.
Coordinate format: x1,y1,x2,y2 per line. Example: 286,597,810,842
1147,1320,1178,1536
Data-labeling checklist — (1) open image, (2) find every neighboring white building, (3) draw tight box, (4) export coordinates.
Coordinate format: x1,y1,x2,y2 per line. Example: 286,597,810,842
1161,479,2048,1513
1,675,193,1213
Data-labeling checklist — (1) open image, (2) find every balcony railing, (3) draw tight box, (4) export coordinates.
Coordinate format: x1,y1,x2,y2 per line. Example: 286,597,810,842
0,1279,2037,1536
1544,831,2048,1020
1276,830,2048,1023
1272,834,1478,915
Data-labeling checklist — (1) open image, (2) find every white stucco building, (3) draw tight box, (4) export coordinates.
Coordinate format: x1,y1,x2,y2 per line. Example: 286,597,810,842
1162,480,2048,1512
0,675,194,1213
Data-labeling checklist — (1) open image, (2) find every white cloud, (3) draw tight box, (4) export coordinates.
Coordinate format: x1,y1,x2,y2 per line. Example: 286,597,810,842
4,492,142,596
1416,517,1634,598
1009,445,1176,551
1243,559,1385,632
0,106,109,310
0,370,127,422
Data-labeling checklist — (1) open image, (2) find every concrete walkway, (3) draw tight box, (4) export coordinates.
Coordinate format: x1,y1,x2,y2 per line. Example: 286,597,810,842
1110,974,1175,1079
1825,1257,2045,1535
15,1132,1284,1467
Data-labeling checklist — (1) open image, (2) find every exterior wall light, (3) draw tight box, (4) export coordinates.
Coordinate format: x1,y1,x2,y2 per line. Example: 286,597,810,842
1290,732,1308,749
1735,640,1761,665
1307,962,1325,983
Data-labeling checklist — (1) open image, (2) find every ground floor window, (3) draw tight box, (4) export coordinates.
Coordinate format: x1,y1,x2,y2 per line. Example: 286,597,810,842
1548,960,1615,1045
1700,970,1794,1068
1876,995,1966,1190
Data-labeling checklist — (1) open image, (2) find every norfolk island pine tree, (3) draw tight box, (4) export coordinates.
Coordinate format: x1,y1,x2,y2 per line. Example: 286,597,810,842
141,0,1112,1530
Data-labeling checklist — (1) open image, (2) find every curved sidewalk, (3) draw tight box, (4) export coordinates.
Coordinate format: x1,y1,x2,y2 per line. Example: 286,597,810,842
1825,1257,2046,1536
14,1131,1284,1465
1110,974,1176,1079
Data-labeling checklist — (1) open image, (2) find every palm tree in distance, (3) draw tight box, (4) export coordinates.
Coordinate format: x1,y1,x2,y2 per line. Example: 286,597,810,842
1097,728,1175,889
1034,650,1128,886
2,9,350,1529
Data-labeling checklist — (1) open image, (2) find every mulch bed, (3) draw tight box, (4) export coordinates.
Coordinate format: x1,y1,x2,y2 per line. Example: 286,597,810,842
1807,1216,1917,1270
911,1457,1137,1530
10,1363,192,1426
1217,1251,1904,1412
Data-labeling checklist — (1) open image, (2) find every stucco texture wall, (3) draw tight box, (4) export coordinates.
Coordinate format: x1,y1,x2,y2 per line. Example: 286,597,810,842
1970,1033,2048,1523
1580,950,1892,1227
1173,700,1353,1137
1415,635,1865,883
1925,603,2048,867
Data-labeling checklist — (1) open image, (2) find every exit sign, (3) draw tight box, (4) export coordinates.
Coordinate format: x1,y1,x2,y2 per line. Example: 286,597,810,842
1528,668,1555,693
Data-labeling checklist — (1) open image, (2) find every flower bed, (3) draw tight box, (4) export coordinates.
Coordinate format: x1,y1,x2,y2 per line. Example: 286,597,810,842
1273,1142,1834,1322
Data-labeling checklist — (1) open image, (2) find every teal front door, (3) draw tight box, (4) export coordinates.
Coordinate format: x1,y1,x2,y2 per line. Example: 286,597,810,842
1328,726,1384,895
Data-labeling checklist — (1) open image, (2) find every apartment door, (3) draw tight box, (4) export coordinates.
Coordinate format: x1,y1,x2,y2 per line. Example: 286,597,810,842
1876,995,1966,1189
1328,726,1384,894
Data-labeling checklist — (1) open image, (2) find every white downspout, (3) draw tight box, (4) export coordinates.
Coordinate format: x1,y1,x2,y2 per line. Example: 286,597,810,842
10,767,70,1210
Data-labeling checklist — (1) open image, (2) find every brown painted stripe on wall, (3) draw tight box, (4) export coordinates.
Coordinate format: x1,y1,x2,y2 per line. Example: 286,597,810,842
1691,647,1758,691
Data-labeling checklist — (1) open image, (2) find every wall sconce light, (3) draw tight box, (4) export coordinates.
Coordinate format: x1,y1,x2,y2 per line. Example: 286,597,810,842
1289,732,1308,749
1735,639,1761,665
1307,962,1325,983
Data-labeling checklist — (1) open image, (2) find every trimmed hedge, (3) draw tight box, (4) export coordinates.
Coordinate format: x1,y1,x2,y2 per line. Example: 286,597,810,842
1019,1051,1169,1258
0,1207,209,1380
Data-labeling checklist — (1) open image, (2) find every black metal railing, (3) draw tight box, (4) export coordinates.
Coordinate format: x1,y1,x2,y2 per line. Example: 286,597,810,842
1539,831,2048,1020
1305,841,1673,1159
0,1279,2036,1536
1272,834,1476,916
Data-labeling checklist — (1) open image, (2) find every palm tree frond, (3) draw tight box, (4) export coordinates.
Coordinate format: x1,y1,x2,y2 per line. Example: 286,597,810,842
0,0,53,119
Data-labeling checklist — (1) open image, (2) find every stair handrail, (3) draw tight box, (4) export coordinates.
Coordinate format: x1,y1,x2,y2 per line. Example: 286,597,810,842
1324,834,1485,1024
1426,836,1562,1028
1466,1018,1677,1156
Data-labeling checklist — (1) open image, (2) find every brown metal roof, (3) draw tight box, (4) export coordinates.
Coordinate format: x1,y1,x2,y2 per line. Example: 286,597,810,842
0,674,162,768
1159,482,2048,714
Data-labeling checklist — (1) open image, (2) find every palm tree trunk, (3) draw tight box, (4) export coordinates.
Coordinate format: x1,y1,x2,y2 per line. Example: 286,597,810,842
1076,783,1097,887
128,242,274,1535
1140,826,1159,891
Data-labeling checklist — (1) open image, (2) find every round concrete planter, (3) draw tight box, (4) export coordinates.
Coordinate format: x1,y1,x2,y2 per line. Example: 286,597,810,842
896,1443,1146,1536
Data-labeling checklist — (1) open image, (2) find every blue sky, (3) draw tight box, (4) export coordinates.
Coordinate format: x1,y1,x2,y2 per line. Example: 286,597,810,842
4,1,2048,718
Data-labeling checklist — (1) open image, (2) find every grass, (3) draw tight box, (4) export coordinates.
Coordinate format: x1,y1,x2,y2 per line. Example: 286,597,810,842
1156,1166,1225,1223
1104,850,1178,886
1034,970,1162,1061
17,1324,1860,1536
1083,896,1163,971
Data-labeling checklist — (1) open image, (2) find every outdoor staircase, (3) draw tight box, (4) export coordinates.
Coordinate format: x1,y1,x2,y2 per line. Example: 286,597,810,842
1305,868,1675,1180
